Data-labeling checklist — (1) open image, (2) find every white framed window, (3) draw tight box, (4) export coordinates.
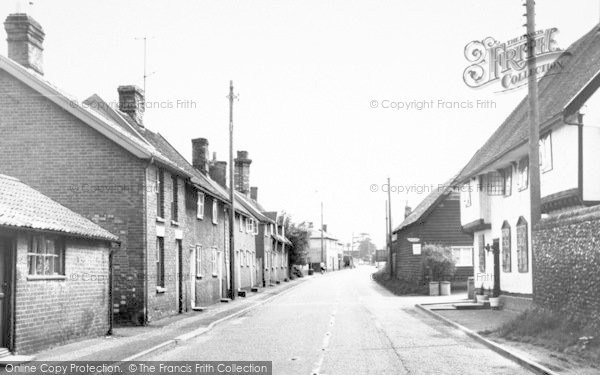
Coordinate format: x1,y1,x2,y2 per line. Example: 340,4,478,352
503,166,513,197
451,246,474,267
212,200,218,225
540,132,553,173
211,247,217,275
28,235,65,276
195,245,203,277
518,157,529,191
239,215,243,232
463,181,472,208
253,220,259,235
246,218,253,233
263,224,268,237
197,192,205,219
246,250,251,267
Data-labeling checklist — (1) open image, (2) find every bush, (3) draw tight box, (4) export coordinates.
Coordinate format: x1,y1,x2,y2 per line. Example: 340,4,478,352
421,244,456,282
372,268,427,295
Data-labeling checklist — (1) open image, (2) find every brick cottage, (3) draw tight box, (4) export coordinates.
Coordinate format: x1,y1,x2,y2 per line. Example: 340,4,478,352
0,174,118,354
0,12,269,324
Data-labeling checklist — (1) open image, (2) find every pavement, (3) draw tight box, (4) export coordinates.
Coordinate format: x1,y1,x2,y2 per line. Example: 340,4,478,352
418,298,600,375
33,277,309,362
149,266,535,374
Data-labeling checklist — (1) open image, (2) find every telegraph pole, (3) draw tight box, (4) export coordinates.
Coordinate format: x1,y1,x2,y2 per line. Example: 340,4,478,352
384,199,389,269
320,201,324,268
387,178,394,278
227,81,238,300
525,0,541,227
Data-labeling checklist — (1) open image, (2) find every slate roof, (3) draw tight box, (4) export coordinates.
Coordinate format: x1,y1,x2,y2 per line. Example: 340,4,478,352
456,23,600,183
393,176,457,233
0,174,118,241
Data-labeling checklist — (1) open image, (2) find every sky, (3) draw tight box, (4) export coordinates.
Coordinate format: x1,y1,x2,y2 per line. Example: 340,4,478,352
2,0,599,248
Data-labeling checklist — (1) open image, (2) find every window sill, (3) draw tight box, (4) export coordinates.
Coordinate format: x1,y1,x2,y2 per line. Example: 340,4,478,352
197,216,204,221
195,275,203,280
171,220,180,226
156,286,167,293
156,217,165,223
27,275,67,281
212,274,218,278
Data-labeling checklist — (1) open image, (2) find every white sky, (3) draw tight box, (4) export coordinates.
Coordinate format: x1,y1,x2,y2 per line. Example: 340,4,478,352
2,0,598,247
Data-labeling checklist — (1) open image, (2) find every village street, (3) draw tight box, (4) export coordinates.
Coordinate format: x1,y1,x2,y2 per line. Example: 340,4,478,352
150,267,533,375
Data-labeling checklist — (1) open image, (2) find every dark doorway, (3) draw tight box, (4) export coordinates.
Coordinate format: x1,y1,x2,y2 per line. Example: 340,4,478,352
0,237,13,349
177,240,183,314
492,238,501,297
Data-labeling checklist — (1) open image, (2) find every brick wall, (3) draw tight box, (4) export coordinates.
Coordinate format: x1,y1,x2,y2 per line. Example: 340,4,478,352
14,234,110,354
184,184,228,307
533,205,600,328
0,70,146,325
235,213,258,290
145,165,188,322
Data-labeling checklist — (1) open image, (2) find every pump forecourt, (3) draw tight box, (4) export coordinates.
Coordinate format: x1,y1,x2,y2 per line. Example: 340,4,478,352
3,361,273,375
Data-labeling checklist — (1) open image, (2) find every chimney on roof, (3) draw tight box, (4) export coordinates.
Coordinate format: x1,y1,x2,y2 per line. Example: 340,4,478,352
405,206,412,219
117,85,145,126
4,13,45,75
250,187,258,201
209,159,227,189
191,138,210,175
234,150,252,195
322,224,327,233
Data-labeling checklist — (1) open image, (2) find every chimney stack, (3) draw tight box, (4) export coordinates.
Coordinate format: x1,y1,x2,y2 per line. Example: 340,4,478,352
117,85,145,126
4,13,45,75
322,224,328,233
250,187,258,201
191,138,210,175
234,150,252,195
209,160,227,188
404,206,412,219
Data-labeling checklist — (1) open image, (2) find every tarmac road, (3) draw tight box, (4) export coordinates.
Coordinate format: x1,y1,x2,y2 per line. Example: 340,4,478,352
151,266,533,375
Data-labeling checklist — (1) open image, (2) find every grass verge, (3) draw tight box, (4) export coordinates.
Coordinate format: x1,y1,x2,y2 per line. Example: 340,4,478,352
495,307,600,366
371,268,427,295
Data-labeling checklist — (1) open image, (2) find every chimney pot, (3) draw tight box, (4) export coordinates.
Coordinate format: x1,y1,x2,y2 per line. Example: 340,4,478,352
191,138,210,175
4,13,45,75
117,85,145,126
404,206,412,219
250,187,258,201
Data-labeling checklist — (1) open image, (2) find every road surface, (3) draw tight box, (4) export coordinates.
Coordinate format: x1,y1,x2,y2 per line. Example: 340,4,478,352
151,266,532,375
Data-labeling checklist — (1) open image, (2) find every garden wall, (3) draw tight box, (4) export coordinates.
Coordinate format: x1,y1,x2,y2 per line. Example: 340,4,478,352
533,205,600,328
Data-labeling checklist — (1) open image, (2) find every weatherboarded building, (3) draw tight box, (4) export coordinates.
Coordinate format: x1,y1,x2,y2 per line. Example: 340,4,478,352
392,180,473,288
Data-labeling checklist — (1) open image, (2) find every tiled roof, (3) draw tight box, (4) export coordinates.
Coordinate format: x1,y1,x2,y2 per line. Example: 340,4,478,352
0,174,118,241
456,23,600,182
235,193,273,223
393,176,457,233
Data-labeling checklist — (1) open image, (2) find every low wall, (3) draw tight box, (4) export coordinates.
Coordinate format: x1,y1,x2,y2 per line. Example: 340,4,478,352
533,205,600,328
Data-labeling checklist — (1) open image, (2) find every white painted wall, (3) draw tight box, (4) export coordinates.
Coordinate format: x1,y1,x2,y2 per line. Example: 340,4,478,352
540,124,579,197
583,125,600,201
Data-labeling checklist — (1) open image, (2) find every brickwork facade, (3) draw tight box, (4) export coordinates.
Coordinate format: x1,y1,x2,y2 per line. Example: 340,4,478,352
9,231,111,354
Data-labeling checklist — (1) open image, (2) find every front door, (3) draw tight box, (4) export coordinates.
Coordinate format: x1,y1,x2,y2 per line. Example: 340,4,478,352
492,238,501,296
217,251,224,298
0,238,13,349
177,240,183,313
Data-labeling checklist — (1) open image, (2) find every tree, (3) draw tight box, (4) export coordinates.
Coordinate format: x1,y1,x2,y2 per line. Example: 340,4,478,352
357,237,377,260
285,221,310,265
